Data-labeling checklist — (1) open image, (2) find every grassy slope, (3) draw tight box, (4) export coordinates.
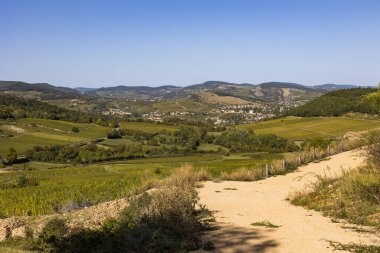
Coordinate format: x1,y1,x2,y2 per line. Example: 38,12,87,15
239,117,380,140
0,153,281,217
0,119,111,154
119,122,179,133
291,166,380,228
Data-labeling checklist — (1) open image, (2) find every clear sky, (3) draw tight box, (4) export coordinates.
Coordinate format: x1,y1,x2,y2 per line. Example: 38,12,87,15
0,0,379,88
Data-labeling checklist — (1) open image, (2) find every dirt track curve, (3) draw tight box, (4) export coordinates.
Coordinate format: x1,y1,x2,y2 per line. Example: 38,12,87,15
197,150,380,253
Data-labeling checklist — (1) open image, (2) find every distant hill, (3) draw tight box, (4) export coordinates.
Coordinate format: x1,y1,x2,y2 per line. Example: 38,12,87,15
0,81,80,100
182,81,322,103
259,82,310,89
287,87,377,117
312,84,359,91
75,87,97,93
92,85,182,100
0,94,87,122
0,80,366,106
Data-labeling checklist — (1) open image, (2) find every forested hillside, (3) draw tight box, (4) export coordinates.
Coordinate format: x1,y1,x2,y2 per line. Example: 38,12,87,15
287,88,378,117
0,81,80,99
0,95,111,124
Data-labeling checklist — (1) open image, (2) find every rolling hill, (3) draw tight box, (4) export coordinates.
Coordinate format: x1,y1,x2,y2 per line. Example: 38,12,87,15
312,84,360,91
83,81,325,103
287,87,378,117
1,80,365,105
0,81,81,100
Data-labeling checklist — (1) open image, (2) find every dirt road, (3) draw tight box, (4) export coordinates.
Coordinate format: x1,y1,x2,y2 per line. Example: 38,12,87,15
197,150,380,252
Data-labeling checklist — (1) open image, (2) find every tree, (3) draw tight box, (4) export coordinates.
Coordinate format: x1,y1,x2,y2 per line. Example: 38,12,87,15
5,147,17,165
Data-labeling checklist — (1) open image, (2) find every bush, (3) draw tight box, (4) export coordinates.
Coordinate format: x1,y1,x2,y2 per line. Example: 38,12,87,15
365,130,380,167
29,168,214,252
32,218,68,252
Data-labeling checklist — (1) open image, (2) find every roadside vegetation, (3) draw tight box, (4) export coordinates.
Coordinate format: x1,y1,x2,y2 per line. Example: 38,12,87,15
291,130,380,229
0,169,215,253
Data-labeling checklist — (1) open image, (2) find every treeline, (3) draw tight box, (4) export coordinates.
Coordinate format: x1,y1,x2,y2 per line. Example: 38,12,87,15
287,88,378,117
0,95,114,125
215,129,299,152
26,143,145,164
107,126,210,151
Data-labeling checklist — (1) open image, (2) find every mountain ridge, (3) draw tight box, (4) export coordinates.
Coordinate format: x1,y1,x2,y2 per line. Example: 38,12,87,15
0,80,366,103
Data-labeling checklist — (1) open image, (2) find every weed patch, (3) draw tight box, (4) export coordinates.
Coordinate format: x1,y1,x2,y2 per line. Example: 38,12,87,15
251,220,281,228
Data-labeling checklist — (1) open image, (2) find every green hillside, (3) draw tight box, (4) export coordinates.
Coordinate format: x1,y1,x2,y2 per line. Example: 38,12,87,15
0,81,80,99
0,118,111,154
287,88,377,117
239,116,380,140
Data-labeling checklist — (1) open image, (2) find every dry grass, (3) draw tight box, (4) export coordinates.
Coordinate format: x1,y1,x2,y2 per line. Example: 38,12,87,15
220,167,265,181
291,166,380,228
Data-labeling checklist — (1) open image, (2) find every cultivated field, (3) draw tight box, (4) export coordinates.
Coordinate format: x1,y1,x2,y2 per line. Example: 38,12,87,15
0,119,111,154
0,153,281,217
119,122,179,133
239,117,380,140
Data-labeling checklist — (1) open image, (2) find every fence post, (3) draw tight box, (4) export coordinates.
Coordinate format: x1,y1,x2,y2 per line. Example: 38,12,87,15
298,153,302,165
327,145,330,156
265,163,269,178
313,148,316,160
282,159,286,170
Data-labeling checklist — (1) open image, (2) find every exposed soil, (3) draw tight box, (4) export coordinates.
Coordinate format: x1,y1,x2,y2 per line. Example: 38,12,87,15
196,150,380,253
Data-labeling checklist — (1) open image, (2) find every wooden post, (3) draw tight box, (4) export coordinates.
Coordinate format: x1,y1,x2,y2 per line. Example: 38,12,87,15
265,163,269,178
298,153,302,165
327,145,330,156
313,148,316,160
282,159,286,170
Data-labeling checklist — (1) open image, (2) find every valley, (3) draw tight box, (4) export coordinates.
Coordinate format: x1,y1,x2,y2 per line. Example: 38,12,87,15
1,82,380,252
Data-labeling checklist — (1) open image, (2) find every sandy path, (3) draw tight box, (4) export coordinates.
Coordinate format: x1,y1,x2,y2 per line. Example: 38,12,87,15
197,150,380,253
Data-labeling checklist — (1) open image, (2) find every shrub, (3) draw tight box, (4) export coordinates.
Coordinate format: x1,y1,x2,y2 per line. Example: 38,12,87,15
29,168,214,252
365,130,380,167
5,147,17,165
32,218,68,252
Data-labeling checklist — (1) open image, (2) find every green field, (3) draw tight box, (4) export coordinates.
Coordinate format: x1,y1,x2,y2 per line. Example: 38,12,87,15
2,116,377,218
154,98,211,113
120,122,179,133
239,117,380,140
0,153,280,217
0,119,111,154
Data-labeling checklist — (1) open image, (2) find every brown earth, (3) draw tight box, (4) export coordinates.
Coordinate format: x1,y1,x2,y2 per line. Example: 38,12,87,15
196,150,380,253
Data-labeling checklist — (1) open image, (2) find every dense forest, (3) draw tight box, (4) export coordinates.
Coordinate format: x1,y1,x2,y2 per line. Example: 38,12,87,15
287,88,378,117
0,95,113,125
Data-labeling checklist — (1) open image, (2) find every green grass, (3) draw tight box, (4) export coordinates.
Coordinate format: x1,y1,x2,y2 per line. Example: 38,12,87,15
119,122,179,133
239,117,380,140
0,165,174,217
0,153,281,217
0,119,111,154
328,241,380,253
251,220,281,228
198,143,227,152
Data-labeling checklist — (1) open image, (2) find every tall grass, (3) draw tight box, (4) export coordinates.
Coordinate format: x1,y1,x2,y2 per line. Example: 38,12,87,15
9,167,214,252
291,167,380,227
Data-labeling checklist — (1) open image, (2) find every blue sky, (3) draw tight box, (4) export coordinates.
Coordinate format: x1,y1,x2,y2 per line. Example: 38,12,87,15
0,0,379,87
